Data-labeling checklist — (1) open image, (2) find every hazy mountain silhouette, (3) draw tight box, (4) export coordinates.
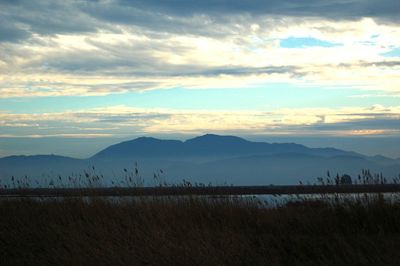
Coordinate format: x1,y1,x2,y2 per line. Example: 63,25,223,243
93,137,185,158
92,134,359,159
0,155,85,181
1,134,399,185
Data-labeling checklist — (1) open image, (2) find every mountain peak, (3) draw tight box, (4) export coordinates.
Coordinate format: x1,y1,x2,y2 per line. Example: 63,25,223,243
131,136,163,143
185,134,248,143
92,136,183,159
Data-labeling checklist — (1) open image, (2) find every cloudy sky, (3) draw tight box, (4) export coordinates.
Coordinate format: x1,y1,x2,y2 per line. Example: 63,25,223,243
1,0,399,158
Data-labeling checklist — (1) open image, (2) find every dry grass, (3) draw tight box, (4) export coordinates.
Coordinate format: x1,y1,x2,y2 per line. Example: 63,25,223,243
1,195,400,265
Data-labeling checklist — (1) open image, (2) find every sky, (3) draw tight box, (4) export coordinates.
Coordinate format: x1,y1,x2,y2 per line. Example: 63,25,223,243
0,0,399,158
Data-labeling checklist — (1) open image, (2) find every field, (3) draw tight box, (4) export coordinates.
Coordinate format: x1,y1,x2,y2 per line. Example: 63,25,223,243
2,194,400,265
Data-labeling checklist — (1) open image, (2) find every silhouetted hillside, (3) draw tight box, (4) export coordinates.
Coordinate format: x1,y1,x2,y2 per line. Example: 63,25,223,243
93,137,184,158
1,134,399,185
92,134,359,159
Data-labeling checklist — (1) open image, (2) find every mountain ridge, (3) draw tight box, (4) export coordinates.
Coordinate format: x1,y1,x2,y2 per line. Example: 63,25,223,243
91,134,361,160
0,134,380,160
1,134,399,185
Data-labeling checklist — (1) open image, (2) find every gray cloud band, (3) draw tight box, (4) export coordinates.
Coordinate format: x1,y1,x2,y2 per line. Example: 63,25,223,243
1,0,400,43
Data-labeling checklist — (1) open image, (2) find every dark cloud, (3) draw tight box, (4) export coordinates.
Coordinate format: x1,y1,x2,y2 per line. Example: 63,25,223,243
0,19,31,42
364,61,400,67
173,65,301,78
94,114,172,123
277,117,400,133
1,0,399,44
40,51,300,78
115,0,400,19
337,60,400,68
0,0,103,43
335,60,400,69
74,112,171,122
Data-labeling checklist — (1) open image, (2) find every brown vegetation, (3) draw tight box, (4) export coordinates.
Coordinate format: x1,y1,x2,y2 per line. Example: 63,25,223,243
1,195,400,265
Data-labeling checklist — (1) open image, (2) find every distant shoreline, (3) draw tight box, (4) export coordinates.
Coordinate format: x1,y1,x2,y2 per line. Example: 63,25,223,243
2,184,400,198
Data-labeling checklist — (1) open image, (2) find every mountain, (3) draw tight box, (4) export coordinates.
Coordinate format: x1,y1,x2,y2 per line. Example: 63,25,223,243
0,155,86,184
1,134,399,186
92,134,358,160
93,137,184,159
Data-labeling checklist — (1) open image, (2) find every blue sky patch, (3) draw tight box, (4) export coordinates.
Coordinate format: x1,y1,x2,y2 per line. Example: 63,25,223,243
1,85,397,114
382,47,400,57
280,37,339,48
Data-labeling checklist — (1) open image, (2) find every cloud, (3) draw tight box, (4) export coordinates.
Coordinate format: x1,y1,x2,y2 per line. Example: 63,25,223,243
0,0,103,40
3,0,398,42
0,19,31,43
1,1,400,43
362,60,400,67
294,118,400,133
101,0,400,21
1,105,399,137
1,1,400,98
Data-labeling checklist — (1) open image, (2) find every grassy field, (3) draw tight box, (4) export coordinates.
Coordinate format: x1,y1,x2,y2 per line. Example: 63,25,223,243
1,195,400,265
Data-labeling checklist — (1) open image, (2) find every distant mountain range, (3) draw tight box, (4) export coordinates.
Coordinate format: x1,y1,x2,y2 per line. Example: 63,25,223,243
1,134,399,186
92,134,359,159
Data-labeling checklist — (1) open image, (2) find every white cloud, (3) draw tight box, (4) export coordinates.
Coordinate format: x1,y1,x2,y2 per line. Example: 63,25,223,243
1,15,399,98
1,105,399,137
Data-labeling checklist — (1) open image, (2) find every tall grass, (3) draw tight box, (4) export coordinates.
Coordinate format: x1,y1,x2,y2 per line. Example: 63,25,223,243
1,195,400,265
